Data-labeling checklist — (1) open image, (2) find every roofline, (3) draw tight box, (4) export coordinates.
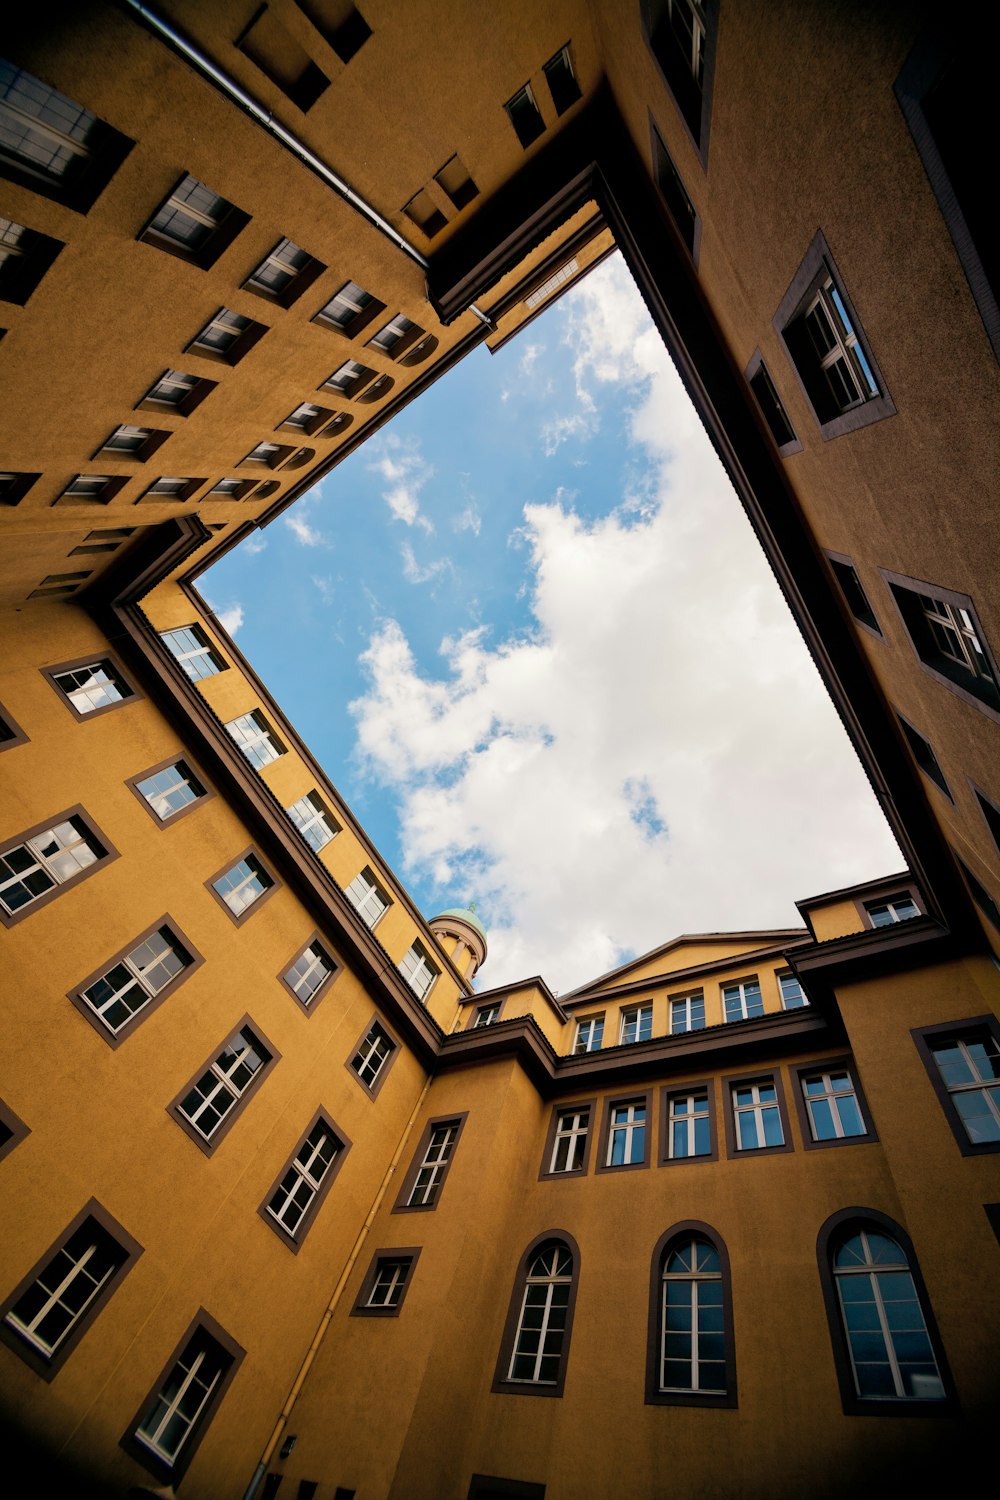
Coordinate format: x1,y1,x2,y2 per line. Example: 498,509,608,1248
563,928,809,1000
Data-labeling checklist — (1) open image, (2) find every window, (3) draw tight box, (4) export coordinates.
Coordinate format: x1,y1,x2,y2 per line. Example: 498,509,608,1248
778,972,808,1009
0,60,133,211
401,188,448,238
286,791,338,851
525,259,579,311
99,425,170,462
0,1097,29,1162
896,713,952,799
542,45,581,115
620,1003,652,1044
601,1097,649,1170
396,1115,467,1210
242,441,294,469
473,1002,502,1028
72,921,200,1044
793,1062,873,1147
974,785,1000,856
651,122,699,260
817,1212,950,1414
0,471,41,506
0,702,27,751
225,710,284,770
505,83,545,149
352,1250,421,1317
745,351,800,454
725,1072,792,1155
313,279,383,336
295,1,371,65
722,978,763,1023
863,893,920,927
645,0,717,157
663,1088,712,1161
321,359,375,396
776,231,893,439
0,216,63,305
138,368,216,416
398,940,439,1002
345,867,390,928
160,624,226,681
573,1015,604,1053
171,1020,277,1152
433,155,478,211
244,237,324,307
883,572,1000,717
0,810,114,924
123,1312,245,1482
209,852,276,923
669,993,705,1033
646,1224,735,1407
368,312,419,356
280,938,339,1012
140,173,248,268
237,5,330,112
348,1018,397,1096
131,759,208,824
139,475,204,503
0,1202,141,1379
209,477,257,500
955,853,1000,935
826,553,882,636
493,1234,579,1396
261,1111,349,1247
57,474,128,504
912,1017,1000,1154
279,402,332,435
48,657,135,718
188,305,266,364
546,1107,592,1175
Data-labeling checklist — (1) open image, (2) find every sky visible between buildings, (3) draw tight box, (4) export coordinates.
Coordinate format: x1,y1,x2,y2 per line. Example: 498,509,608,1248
205,253,902,992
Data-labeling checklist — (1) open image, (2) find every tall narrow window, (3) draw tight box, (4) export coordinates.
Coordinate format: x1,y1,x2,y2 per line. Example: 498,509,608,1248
646,1224,735,1407
349,1019,396,1095
604,1099,647,1168
548,1108,591,1174
646,0,717,156
573,1015,604,1053
504,84,545,149
262,1112,348,1245
209,853,275,921
620,1004,652,1044
398,940,438,1002
666,1091,710,1160
345,867,390,928
494,1236,579,1395
651,122,699,258
281,939,338,1011
353,1251,420,1316
722,979,763,1023
827,554,882,635
670,993,705,1033
171,1022,276,1151
160,624,225,681
125,1314,244,1482
727,1074,791,1154
397,1117,465,1209
747,356,798,453
542,45,581,115
914,1020,1000,1151
286,791,338,851
800,1069,867,1142
778,973,808,1009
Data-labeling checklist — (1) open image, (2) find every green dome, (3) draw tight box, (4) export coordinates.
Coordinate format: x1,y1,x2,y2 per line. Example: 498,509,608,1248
432,907,488,941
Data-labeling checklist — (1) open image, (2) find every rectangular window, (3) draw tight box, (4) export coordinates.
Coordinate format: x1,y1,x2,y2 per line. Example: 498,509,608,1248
646,0,717,155
505,83,545,149
0,60,133,211
912,1017,1000,1155
0,1201,141,1379
345,867,390,929
279,402,332,435
209,478,257,500
605,1099,647,1167
140,173,248,269
620,1004,653,1044
827,553,882,635
171,1020,277,1152
729,1077,787,1153
57,474,128,504
321,359,375,395
0,810,114,924
670,993,705,1033
99,425,170,462
244,237,324,307
261,1111,348,1246
863,893,920,928
209,852,275,922
280,938,338,1011
352,1250,420,1317
896,712,952,799
160,624,226,681
651,121,699,259
138,368,216,417
401,188,448,239
348,1018,396,1095
48,657,135,718
778,973,808,1010
549,1108,591,1174
368,312,420,357
542,45,581,115
473,1003,501,1028
124,1312,244,1482
800,1069,867,1142
398,940,439,1002
746,353,799,454
573,1015,604,1053
0,471,41,506
0,216,64,306
74,921,198,1043
225,710,284,770
132,760,208,823
286,791,338,851
396,1115,466,1209
433,155,478,211
883,572,999,717
666,1090,711,1160
242,441,294,469
722,979,764,1023
313,279,383,336
139,475,204,503
188,306,266,365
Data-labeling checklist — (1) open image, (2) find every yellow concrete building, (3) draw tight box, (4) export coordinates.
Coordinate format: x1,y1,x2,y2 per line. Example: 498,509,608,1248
1,2,998,1497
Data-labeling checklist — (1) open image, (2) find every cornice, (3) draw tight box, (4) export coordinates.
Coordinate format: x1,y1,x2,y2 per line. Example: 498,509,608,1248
561,935,815,1008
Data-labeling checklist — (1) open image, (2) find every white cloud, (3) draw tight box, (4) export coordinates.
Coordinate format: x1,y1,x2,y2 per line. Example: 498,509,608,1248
369,435,434,533
311,575,336,603
243,534,267,555
453,504,482,536
519,341,544,374
349,257,901,992
212,602,244,636
401,543,451,586
283,503,326,547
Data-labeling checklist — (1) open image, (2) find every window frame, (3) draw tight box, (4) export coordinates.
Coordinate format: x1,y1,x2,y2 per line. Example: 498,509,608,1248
645,1220,737,1408
650,115,701,263
911,1014,1000,1157
777,970,809,1010
880,568,1000,721
816,1208,955,1417
619,1002,653,1044
895,709,953,801
0,1199,143,1381
669,990,705,1034
243,237,325,309
825,550,883,639
394,1112,469,1212
790,1056,878,1151
168,1015,280,1157
312,279,385,338
278,933,341,1015
744,347,801,457
0,61,135,214
856,886,925,930
572,1013,604,1053
159,623,227,681
225,708,285,770
346,1014,399,1100
68,914,204,1049
56,473,129,505
397,938,439,1003
658,1079,718,1166
0,1096,30,1163
350,1247,422,1318
205,847,280,927
720,976,764,1024
186,305,268,366
538,1099,597,1181
257,1107,351,1252
344,865,391,930
468,999,505,1030
95,424,171,464
137,368,216,418
120,1308,245,1483
0,217,64,305
41,652,140,722
492,1231,581,1399
138,172,249,270
641,0,719,166
723,1068,794,1158
595,1089,653,1175
971,780,1000,857
0,805,118,928
126,755,213,828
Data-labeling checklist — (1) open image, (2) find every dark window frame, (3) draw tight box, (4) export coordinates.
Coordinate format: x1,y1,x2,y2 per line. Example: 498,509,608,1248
855,884,925,931
658,1078,718,1166
824,551,882,638
0,700,29,751
466,997,507,1030
881,568,1000,722
394,1111,469,1211
311,282,385,340
971,780,1000,857
789,1055,879,1152
136,370,217,418
277,932,342,1015
895,708,953,800
137,172,250,271
0,222,63,306
722,1067,794,1158
68,913,204,1050
167,1013,280,1158
257,1107,352,1252
126,755,213,828
204,846,280,928
954,851,1000,934
595,1088,654,1174
0,63,135,214
641,0,720,167
94,425,171,464
0,1096,30,1163
0,472,42,506
537,1098,597,1182
744,348,801,457
650,115,701,263
186,306,269,367
467,1477,546,1500
56,473,129,506
644,1219,737,1408
0,805,119,929
242,237,326,309
345,1013,400,1100
542,43,583,117
138,476,206,504
491,1230,581,1399
350,1246,422,1318
911,1014,1000,1157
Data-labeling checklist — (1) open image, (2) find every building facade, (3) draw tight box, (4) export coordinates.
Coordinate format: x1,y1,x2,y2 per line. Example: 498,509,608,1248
1,2,998,1496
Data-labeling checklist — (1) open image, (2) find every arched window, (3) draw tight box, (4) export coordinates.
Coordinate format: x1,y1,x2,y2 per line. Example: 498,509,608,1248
493,1233,580,1397
818,1211,952,1415
646,1222,736,1407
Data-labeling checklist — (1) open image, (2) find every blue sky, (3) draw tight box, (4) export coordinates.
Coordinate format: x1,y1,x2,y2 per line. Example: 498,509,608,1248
204,255,901,991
